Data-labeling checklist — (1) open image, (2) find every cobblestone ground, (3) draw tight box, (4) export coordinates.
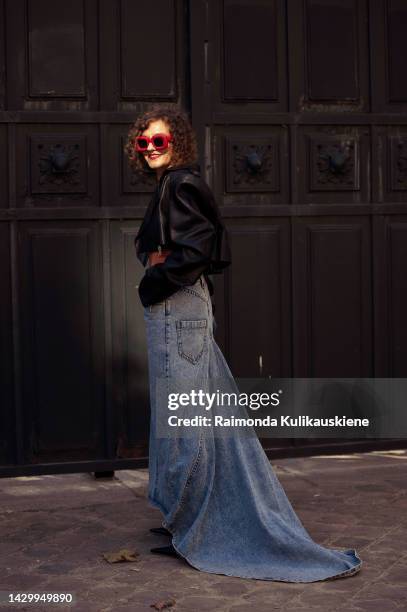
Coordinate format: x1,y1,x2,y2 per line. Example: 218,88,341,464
1,449,406,612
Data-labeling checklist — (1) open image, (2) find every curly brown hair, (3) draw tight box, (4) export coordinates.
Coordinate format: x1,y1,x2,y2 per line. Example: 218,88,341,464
124,105,198,173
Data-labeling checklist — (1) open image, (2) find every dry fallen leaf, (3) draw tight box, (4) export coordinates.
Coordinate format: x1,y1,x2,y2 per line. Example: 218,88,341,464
150,598,176,610
102,548,140,563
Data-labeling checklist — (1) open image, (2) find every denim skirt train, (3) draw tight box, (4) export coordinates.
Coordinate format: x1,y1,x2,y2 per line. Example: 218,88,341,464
143,274,362,582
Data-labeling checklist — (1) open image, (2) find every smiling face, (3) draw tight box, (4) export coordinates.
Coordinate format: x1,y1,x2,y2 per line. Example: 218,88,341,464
139,119,173,179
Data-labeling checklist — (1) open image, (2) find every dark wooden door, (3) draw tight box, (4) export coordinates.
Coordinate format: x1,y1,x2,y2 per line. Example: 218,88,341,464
1,0,406,476
0,0,190,475
189,0,407,455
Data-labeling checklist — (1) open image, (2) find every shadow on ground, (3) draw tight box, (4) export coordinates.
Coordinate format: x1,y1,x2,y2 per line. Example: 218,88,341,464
1,449,407,611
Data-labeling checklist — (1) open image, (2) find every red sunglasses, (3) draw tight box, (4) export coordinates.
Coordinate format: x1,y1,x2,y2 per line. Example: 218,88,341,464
135,133,173,152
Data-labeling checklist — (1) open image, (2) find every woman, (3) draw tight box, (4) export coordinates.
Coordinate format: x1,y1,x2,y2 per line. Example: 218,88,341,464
125,106,362,582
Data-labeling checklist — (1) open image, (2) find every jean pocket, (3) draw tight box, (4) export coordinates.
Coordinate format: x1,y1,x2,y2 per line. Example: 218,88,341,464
176,319,208,364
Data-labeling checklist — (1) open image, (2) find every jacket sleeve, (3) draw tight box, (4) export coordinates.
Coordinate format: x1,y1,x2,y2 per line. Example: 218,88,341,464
138,178,216,307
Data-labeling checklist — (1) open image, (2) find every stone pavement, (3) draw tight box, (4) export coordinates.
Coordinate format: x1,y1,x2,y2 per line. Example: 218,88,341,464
1,449,407,612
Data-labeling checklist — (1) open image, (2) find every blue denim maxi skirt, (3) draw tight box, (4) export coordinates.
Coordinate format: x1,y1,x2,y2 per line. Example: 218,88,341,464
143,274,362,582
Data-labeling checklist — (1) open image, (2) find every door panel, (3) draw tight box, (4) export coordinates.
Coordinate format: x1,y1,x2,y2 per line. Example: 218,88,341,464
18,221,105,463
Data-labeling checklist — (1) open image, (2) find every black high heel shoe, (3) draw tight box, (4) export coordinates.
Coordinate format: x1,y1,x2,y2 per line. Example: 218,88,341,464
149,526,171,536
150,544,179,557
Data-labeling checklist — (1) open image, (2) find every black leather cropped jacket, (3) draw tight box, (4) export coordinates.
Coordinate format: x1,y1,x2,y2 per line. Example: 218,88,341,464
135,164,231,307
